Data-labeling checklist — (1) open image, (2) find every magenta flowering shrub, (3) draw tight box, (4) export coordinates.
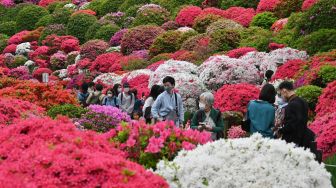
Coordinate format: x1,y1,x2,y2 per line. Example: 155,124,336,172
90,52,123,73
8,31,30,45
315,81,336,117
223,7,256,27
80,40,109,61
310,112,336,160
130,50,149,60
77,105,131,133
50,51,68,70
0,117,168,187
9,66,31,80
121,25,164,55
61,38,80,53
175,6,202,27
226,47,257,58
257,0,281,13
104,121,212,169
302,0,319,10
109,29,128,46
0,0,14,7
227,125,247,139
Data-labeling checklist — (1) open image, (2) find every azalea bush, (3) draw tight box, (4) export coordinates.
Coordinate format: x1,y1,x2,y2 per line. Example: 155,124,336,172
105,121,212,169
121,25,164,55
66,13,97,43
296,29,336,55
315,81,336,117
16,5,49,31
47,104,87,119
272,59,307,80
0,97,45,126
222,7,255,27
132,4,170,27
110,29,128,46
239,26,272,51
226,47,257,58
250,12,277,29
155,134,332,188
90,52,123,73
296,85,322,111
192,14,222,33
318,65,336,86
0,117,168,187
80,40,109,61
175,6,202,27
77,105,131,133
198,55,260,90
214,83,260,113
220,0,259,9
206,19,244,36
227,125,247,139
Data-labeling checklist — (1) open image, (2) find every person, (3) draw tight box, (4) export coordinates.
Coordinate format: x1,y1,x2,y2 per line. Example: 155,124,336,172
112,84,122,98
143,85,164,124
88,82,95,94
131,89,144,117
132,110,143,121
273,92,288,137
77,82,89,107
151,76,184,127
245,84,276,138
102,88,120,107
118,83,135,115
190,92,224,140
261,70,274,86
276,81,314,148
86,84,105,105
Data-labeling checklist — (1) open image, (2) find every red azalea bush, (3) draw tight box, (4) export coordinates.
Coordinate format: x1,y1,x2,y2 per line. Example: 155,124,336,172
124,74,150,98
214,83,260,113
0,118,168,187
0,79,78,110
269,42,286,51
7,31,30,45
121,25,164,55
223,7,256,27
271,18,288,32
38,0,62,7
90,52,123,73
104,121,212,169
226,47,257,58
175,6,202,27
32,68,53,81
0,97,45,126
42,35,79,54
257,0,281,13
2,44,17,54
76,58,93,70
302,0,319,10
80,40,109,61
272,59,306,80
315,81,336,117
310,112,336,160
0,68,10,77
199,7,227,17
61,38,80,53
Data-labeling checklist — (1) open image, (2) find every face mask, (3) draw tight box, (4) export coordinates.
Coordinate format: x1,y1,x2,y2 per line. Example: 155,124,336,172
164,86,172,92
199,102,206,110
88,88,94,93
107,93,112,97
124,88,129,92
117,88,122,93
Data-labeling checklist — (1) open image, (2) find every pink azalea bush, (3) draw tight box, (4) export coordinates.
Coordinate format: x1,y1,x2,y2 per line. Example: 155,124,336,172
9,66,31,80
227,125,247,139
76,105,131,133
0,117,168,187
257,0,281,13
310,112,336,160
175,6,202,27
0,97,45,127
223,7,256,27
8,31,30,45
104,121,212,169
214,83,260,113
269,43,286,51
302,0,319,10
32,68,53,81
61,38,80,53
315,81,336,117
110,29,128,46
271,18,288,32
272,59,307,80
80,40,109,61
90,52,123,73
226,47,257,58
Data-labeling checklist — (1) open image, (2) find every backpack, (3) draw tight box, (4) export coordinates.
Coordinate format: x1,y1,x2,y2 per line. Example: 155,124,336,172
79,93,89,107
89,93,102,105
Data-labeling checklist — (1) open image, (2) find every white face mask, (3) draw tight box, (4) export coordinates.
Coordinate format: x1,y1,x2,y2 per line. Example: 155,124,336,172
88,88,94,93
199,102,206,110
107,94,112,97
124,88,129,92
117,88,122,93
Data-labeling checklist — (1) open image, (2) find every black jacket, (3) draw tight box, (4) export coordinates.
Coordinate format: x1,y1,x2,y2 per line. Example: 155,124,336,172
279,95,310,147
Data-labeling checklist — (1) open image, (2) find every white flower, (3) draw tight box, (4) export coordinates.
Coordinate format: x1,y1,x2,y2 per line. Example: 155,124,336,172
58,69,68,79
106,46,121,53
93,73,126,86
177,27,195,33
198,55,261,90
137,4,163,14
24,60,35,67
75,54,81,64
16,42,31,55
79,2,90,10
123,69,152,81
64,3,77,9
156,134,332,188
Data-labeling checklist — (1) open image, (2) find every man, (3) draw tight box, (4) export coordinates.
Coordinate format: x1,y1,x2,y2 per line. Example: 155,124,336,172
118,83,135,116
277,81,313,148
151,76,184,127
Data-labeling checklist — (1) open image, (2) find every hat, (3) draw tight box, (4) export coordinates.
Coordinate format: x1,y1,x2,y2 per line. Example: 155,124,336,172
123,82,130,88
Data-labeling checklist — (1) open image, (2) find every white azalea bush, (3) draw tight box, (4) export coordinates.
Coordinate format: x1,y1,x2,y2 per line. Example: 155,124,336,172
93,73,126,85
198,55,261,90
123,69,152,81
16,42,31,55
241,47,308,76
156,134,332,188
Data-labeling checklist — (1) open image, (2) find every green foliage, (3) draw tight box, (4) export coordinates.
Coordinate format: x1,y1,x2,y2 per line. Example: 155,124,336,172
8,55,28,69
94,24,120,42
295,29,336,55
206,19,244,36
98,0,124,17
119,0,150,12
239,26,272,51
150,0,191,11
85,0,104,14
274,0,303,18
0,5,7,23
295,85,322,111
67,13,97,44
251,12,278,29
16,5,49,31
2,3,34,23
39,24,67,43
220,0,259,9
122,59,151,71
0,21,18,36
318,65,336,85
51,8,73,25
210,29,241,52
324,155,336,188
0,34,8,53
47,104,87,119
297,0,336,35
85,22,102,41
35,15,53,27
124,4,143,17
132,7,170,27
149,53,171,63
193,14,222,33
149,30,198,56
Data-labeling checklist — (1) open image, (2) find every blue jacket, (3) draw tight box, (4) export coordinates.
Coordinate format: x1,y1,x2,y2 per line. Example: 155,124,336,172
247,100,275,138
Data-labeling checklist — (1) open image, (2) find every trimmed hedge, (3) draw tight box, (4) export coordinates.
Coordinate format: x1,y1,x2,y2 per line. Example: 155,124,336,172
47,104,87,119
67,13,97,44
318,65,336,86
0,21,18,36
296,29,336,55
94,24,120,42
220,0,259,9
193,14,222,33
239,26,273,51
132,6,170,27
251,12,278,29
295,85,322,111
16,5,49,31
0,34,9,53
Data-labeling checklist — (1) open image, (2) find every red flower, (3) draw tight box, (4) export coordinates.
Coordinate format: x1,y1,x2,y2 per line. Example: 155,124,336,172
257,0,281,13
302,0,319,11
226,47,257,58
61,38,80,53
2,44,17,54
90,52,123,73
223,7,256,27
272,59,307,80
269,43,286,51
315,81,336,117
175,6,202,26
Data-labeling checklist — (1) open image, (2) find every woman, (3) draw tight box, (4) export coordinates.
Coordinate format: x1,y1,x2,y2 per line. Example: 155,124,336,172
246,84,276,138
77,82,89,107
191,92,224,140
112,84,122,98
102,88,120,107
86,84,105,105
143,85,164,124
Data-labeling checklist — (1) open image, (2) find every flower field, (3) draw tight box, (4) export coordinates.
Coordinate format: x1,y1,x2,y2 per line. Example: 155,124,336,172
0,0,335,187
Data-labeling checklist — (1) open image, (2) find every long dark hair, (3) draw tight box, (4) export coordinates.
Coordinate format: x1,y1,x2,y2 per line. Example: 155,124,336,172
259,84,276,104
112,84,121,96
149,85,163,100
